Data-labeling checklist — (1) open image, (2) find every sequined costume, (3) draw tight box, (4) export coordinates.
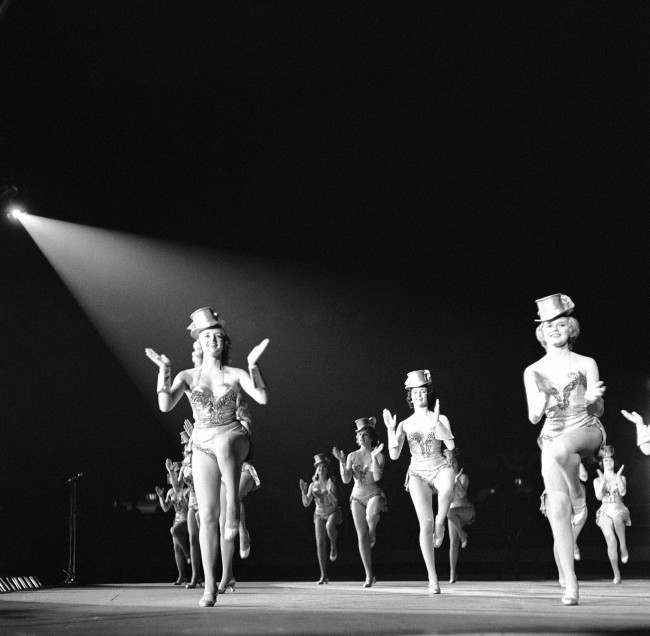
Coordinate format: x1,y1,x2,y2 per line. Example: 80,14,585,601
449,474,475,526
349,453,388,511
167,488,189,524
538,371,606,450
310,478,342,522
189,373,251,462
391,411,455,492
595,477,631,528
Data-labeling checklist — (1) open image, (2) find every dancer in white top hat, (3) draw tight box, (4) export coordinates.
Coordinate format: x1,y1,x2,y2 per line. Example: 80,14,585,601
523,293,606,606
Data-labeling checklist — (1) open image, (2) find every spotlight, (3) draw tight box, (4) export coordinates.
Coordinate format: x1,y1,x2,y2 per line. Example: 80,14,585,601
6,205,27,221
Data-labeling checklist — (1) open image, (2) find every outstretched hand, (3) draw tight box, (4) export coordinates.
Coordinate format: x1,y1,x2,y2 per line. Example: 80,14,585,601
183,419,194,437
596,468,604,480
298,478,308,493
165,458,174,472
331,446,346,463
621,410,644,427
155,486,163,497
616,464,625,477
532,371,555,395
145,348,171,370
432,398,440,423
382,409,396,430
455,467,465,481
247,338,270,367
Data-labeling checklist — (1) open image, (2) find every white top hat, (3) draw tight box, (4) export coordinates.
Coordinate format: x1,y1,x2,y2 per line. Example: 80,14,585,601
187,307,225,339
354,417,377,432
534,294,575,322
404,369,432,389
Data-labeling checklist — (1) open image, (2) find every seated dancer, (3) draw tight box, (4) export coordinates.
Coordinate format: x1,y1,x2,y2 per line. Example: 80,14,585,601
299,453,342,585
523,293,606,606
594,445,631,584
177,423,202,588
621,409,650,456
383,370,456,594
155,460,190,585
146,306,269,607
447,452,475,584
332,417,387,588
540,461,589,587
217,460,261,593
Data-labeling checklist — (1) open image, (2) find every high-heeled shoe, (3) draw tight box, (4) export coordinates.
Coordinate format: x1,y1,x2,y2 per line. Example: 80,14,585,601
613,575,622,584
172,578,186,586
621,549,629,564
329,544,338,562
199,592,217,607
561,583,579,606
573,543,581,561
217,578,236,594
317,576,328,585
185,581,198,589
363,576,376,588
428,582,441,594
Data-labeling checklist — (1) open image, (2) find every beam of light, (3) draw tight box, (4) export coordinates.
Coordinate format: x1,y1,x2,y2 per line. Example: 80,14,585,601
6,205,27,222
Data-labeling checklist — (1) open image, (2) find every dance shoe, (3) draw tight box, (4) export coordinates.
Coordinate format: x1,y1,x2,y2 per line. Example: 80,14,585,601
172,578,186,586
316,576,328,585
613,576,622,584
428,582,441,594
185,581,198,589
199,593,217,607
573,544,581,561
621,549,629,564
461,533,468,549
561,594,579,606
363,576,376,588
448,576,457,584
218,578,236,594
329,545,338,562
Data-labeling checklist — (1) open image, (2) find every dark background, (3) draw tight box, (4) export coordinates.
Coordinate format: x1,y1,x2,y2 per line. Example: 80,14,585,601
0,2,647,584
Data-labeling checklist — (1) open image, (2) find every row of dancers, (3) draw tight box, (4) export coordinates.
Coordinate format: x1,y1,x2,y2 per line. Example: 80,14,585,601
145,294,647,607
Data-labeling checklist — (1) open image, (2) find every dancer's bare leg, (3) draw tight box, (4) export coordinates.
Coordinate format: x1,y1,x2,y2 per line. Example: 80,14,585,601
408,477,438,589
314,517,328,582
326,512,339,561
541,427,602,604
612,516,629,564
171,522,189,583
238,474,255,558
553,542,566,587
351,501,373,585
193,451,222,600
187,510,202,586
599,516,622,583
447,509,468,547
366,496,383,549
218,486,236,591
434,470,455,547
448,520,460,583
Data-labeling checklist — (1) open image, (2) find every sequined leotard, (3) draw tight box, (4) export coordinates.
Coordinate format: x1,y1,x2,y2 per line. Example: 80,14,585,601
189,371,251,462
349,453,388,510
310,478,341,520
538,371,606,449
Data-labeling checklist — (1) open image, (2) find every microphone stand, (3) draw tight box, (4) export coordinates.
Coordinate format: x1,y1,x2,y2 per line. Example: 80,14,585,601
63,473,83,584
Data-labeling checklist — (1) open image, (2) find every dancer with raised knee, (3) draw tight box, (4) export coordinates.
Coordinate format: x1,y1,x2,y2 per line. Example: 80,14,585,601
383,370,456,594
333,417,387,588
523,293,606,606
146,307,269,607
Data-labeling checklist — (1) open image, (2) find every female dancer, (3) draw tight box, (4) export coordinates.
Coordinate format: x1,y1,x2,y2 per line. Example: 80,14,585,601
621,409,650,455
217,460,261,593
187,338,261,594
332,417,387,588
146,306,269,607
447,453,475,584
155,460,190,585
299,454,342,584
594,445,631,584
383,370,455,594
178,424,203,588
523,293,606,605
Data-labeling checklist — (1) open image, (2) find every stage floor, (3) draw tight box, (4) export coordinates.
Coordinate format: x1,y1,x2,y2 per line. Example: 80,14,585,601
1,580,648,634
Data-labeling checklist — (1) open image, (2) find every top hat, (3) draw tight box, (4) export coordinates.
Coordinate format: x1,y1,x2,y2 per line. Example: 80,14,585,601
354,416,377,432
599,445,615,459
313,453,330,467
187,307,225,339
534,294,575,322
404,369,432,389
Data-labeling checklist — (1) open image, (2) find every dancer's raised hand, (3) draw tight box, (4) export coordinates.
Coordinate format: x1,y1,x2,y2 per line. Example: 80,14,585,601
155,486,163,497
165,458,174,472
145,348,171,370
298,478,308,493
621,410,644,427
382,409,396,431
596,468,604,480
585,380,606,404
331,446,346,463
183,419,194,437
616,464,625,477
371,442,384,459
455,467,465,481
247,338,270,367
432,398,440,423
532,371,554,395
